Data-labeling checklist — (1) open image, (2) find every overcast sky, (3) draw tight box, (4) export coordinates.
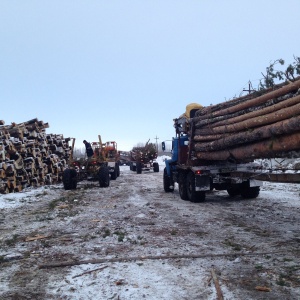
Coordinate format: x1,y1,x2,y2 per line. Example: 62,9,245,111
1,1,299,151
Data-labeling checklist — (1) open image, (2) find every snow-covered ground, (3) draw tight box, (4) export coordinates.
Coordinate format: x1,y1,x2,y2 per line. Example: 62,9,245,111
0,158,300,299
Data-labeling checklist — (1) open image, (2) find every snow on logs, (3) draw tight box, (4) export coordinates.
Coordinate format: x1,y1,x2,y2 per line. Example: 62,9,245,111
0,118,72,194
189,78,300,161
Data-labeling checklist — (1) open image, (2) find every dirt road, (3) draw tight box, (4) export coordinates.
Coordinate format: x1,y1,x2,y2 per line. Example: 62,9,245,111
0,165,299,299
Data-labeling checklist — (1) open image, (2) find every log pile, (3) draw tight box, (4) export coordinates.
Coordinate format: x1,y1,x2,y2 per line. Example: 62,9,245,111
187,78,300,162
0,118,72,194
130,140,157,162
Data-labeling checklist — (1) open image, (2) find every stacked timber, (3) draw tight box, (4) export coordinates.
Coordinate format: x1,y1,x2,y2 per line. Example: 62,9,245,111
130,140,157,162
188,78,300,162
0,118,72,194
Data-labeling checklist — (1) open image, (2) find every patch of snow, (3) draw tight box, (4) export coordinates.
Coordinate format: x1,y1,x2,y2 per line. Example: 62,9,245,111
155,155,171,166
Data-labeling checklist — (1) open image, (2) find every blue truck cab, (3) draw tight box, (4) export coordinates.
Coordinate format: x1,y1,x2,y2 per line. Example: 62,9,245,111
164,135,188,177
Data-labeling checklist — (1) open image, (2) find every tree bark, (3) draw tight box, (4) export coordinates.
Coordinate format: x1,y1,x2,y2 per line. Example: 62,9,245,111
195,102,300,135
195,79,300,119
194,94,300,129
195,132,300,161
194,116,300,152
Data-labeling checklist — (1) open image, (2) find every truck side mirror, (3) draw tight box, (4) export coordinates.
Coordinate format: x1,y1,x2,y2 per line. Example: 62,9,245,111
162,142,165,151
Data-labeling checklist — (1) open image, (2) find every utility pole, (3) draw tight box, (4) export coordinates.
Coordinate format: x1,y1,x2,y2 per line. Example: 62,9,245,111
154,135,159,152
243,81,255,94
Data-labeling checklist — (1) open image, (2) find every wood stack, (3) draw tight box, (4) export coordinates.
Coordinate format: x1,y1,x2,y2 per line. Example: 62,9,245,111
189,78,300,162
0,118,72,194
130,140,157,162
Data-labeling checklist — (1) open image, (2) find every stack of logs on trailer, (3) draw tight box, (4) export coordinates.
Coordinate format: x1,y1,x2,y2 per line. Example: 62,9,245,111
190,77,300,162
0,118,72,194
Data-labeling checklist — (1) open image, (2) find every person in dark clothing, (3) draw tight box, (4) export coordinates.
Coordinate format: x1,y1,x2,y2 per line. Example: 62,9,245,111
83,140,94,158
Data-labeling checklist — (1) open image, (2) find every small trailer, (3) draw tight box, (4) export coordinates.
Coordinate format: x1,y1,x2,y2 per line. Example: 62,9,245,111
129,139,159,174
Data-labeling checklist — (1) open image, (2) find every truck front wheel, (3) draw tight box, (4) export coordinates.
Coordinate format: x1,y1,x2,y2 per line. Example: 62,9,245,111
111,167,117,180
136,162,142,174
186,172,205,202
153,162,159,172
117,163,120,177
98,166,110,187
163,168,174,192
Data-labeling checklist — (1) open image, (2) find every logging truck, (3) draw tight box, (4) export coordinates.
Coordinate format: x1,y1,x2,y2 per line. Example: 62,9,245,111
129,139,159,174
163,89,300,202
62,135,120,190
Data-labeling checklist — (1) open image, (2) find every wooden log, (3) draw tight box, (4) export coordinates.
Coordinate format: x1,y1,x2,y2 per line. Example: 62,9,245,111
211,268,224,300
195,102,300,135
8,178,17,190
0,162,7,170
0,182,9,194
194,116,300,152
0,169,5,178
38,250,285,269
24,118,39,125
195,93,300,129
231,171,300,184
195,132,300,161
0,118,72,193
194,134,229,142
14,185,22,192
195,78,300,119
195,78,300,117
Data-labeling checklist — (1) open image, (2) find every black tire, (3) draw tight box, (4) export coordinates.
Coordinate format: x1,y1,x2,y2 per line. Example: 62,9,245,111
163,167,174,192
153,162,159,172
186,172,205,202
98,166,110,187
227,187,241,197
117,163,120,177
62,168,77,190
136,162,142,174
178,172,189,200
129,162,132,171
241,187,260,199
110,166,117,180
132,164,137,172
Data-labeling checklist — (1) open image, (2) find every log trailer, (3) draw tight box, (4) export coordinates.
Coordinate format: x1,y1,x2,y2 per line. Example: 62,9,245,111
129,139,159,174
163,82,300,202
100,140,120,180
62,135,120,190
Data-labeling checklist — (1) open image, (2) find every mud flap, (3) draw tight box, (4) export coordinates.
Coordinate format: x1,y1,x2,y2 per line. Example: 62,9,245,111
195,175,211,191
249,179,263,187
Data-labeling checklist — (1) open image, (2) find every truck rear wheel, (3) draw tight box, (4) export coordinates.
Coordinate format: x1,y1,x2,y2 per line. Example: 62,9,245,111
241,186,260,199
111,167,117,180
62,168,77,190
98,166,110,187
186,172,206,202
153,162,159,172
163,168,174,192
136,162,142,174
117,163,120,177
179,173,189,200
227,187,241,197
